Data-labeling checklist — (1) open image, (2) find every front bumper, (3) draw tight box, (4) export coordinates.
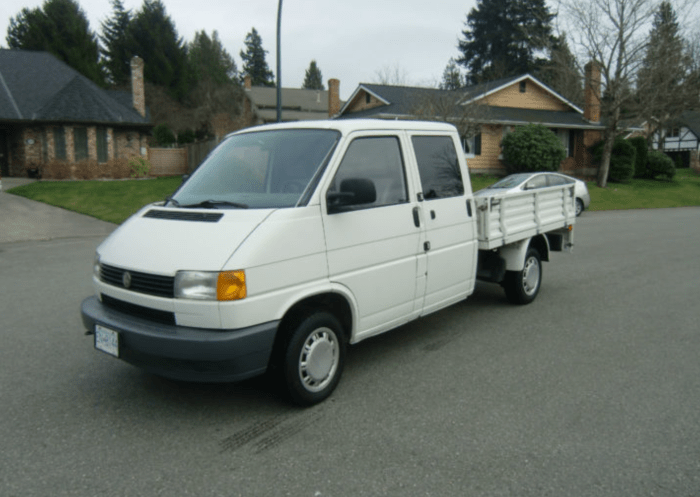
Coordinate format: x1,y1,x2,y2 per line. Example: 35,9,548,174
81,296,279,383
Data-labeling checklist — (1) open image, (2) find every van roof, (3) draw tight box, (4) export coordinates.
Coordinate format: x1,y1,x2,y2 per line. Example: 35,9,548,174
232,119,457,136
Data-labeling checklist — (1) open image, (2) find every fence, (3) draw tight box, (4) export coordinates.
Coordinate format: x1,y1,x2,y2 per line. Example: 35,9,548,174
148,148,188,176
186,139,218,173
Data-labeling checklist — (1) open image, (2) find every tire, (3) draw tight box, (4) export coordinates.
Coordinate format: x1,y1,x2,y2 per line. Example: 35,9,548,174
502,247,542,305
281,311,346,406
575,198,584,217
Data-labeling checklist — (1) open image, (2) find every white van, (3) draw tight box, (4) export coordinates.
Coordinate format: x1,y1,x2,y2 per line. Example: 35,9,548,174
82,119,575,405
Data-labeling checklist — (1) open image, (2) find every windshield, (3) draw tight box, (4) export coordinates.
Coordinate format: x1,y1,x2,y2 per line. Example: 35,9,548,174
487,173,531,189
171,129,340,209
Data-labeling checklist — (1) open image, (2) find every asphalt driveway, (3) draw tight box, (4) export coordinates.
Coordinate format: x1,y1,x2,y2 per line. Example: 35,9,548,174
0,178,116,243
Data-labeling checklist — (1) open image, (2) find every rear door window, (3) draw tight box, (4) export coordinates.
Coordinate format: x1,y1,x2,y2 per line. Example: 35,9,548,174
411,136,464,200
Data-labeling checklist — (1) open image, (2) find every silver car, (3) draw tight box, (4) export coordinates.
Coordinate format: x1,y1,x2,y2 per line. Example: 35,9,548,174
475,172,591,216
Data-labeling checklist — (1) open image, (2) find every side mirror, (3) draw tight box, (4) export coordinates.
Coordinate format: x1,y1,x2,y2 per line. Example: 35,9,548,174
327,178,376,213
182,173,190,183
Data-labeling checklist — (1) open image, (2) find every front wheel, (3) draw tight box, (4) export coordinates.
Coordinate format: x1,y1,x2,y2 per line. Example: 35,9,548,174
282,311,346,406
502,247,542,305
575,198,584,217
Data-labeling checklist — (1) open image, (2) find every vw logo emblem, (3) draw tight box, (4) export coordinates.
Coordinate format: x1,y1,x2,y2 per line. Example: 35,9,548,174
122,271,132,289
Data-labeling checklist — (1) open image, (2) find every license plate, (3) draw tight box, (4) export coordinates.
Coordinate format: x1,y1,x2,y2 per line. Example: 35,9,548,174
95,324,120,357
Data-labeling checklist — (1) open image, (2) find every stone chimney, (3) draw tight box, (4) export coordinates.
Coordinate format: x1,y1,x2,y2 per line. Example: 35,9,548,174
130,56,146,117
244,74,252,90
328,78,340,117
584,61,601,123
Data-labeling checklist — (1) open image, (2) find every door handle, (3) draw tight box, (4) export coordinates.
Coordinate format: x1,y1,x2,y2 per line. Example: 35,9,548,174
413,207,420,227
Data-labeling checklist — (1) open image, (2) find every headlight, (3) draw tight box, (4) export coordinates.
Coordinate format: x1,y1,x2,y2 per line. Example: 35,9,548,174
93,253,101,280
174,270,246,301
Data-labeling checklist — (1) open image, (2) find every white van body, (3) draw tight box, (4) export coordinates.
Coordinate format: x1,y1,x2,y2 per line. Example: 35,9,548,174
82,119,575,405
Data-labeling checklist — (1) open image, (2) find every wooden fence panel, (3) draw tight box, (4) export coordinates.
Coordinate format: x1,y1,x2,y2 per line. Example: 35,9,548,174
148,148,187,176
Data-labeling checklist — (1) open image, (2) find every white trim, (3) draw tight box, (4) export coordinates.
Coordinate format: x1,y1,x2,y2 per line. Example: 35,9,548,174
338,85,391,115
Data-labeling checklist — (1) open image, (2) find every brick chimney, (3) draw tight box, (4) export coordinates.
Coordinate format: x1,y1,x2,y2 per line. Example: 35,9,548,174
130,56,146,117
584,61,601,123
244,74,252,90
328,79,340,117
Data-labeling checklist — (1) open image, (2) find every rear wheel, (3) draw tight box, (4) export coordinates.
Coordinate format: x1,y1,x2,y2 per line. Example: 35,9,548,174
575,198,584,216
281,311,346,406
502,247,542,305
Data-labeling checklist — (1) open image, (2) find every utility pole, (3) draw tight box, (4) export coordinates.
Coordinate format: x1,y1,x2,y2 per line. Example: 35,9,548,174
276,0,283,122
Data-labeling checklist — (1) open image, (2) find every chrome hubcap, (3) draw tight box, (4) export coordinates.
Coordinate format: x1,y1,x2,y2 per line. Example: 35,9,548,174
522,256,540,296
299,327,339,392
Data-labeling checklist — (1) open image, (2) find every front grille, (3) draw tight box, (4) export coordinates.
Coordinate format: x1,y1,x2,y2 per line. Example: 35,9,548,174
101,294,176,326
100,264,174,298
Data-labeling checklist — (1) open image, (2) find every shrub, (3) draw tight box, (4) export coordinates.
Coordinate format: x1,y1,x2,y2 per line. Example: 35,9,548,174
41,161,71,180
177,129,195,144
627,136,649,178
592,136,636,183
501,124,566,173
129,157,151,178
647,151,676,180
153,123,176,147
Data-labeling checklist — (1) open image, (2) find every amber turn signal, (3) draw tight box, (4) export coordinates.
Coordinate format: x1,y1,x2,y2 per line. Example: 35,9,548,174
217,270,247,301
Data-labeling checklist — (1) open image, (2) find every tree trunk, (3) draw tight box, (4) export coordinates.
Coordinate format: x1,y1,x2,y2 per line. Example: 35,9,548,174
597,131,615,188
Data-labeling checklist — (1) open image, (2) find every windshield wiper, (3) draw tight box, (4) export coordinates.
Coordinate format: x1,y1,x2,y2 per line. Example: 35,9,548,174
180,199,249,209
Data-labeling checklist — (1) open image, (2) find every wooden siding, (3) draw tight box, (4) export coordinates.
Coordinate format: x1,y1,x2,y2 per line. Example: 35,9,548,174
344,91,386,114
483,81,570,111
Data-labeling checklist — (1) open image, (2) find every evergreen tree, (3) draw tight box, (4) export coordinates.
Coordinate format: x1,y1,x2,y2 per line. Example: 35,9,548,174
128,0,192,100
457,0,556,84
189,30,237,85
637,1,693,141
240,27,274,87
302,60,324,90
187,30,242,134
6,0,104,85
536,34,582,106
440,58,463,90
100,0,133,86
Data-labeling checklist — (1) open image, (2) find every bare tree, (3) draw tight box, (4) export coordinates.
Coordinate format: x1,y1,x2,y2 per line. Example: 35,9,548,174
561,0,658,187
373,63,411,86
408,87,492,145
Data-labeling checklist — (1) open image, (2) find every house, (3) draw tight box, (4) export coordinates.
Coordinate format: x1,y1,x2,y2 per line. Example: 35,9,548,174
337,62,606,177
208,75,343,142
652,110,700,171
0,49,151,179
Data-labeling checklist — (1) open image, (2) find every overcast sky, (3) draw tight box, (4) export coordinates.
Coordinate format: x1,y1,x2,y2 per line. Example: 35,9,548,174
0,0,482,100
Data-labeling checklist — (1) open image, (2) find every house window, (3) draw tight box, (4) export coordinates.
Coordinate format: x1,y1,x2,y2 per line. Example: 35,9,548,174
54,127,66,160
74,127,88,161
461,133,482,157
668,127,680,138
554,129,573,158
96,127,108,163
499,126,514,159
520,81,527,93
365,93,371,104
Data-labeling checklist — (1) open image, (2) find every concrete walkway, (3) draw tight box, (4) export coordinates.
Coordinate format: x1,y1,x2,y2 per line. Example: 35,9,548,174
0,179,116,243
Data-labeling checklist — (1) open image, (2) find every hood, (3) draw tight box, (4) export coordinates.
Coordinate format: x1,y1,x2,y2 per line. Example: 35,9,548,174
97,205,274,275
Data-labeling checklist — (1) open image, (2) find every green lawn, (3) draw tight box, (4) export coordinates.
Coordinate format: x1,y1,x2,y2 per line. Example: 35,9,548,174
7,169,700,225
7,176,183,224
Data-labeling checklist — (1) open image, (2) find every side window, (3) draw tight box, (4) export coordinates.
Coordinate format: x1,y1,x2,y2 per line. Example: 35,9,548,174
547,174,569,187
328,136,408,209
524,175,547,190
411,135,464,200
